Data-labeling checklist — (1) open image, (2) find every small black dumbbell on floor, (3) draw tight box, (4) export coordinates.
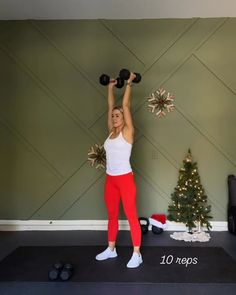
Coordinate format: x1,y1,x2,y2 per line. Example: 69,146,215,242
119,69,142,83
59,263,74,281
149,214,166,235
99,74,124,88
138,217,149,235
151,225,163,235
48,261,64,281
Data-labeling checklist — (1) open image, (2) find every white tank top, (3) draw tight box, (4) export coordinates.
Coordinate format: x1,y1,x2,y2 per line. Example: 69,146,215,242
104,131,132,176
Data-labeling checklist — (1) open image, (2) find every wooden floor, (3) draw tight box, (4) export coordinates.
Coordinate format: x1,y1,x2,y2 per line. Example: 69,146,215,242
0,230,236,295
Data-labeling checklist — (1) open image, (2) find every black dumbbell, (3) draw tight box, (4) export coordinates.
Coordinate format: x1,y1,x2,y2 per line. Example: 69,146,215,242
48,261,64,281
151,225,163,235
99,74,124,88
119,69,142,83
59,263,74,281
138,217,149,235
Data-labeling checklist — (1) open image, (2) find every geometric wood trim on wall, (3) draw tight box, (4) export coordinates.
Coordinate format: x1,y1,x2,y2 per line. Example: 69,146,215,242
0,18,235,221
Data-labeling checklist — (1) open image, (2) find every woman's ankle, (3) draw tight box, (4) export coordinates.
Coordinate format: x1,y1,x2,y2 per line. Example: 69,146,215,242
133,246,141,255
108,242,116,251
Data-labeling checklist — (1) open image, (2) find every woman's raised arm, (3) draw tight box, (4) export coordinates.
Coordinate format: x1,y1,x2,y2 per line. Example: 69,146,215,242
107,80,116,133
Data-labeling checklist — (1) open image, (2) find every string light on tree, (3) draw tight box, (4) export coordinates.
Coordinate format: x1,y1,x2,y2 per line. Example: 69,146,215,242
168,149,212,240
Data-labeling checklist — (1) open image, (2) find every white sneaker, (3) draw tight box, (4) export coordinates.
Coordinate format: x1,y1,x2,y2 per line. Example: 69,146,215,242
127,252,143,268
95,247,118,261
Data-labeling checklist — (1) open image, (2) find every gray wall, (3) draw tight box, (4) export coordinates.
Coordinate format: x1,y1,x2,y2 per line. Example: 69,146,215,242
0,18,235,221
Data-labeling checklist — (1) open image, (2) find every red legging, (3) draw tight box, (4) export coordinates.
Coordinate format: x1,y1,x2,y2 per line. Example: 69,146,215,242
104,172,141,247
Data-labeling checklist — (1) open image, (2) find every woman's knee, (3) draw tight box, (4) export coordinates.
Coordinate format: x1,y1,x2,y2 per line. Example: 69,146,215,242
124,209,138,222
107,211,119,221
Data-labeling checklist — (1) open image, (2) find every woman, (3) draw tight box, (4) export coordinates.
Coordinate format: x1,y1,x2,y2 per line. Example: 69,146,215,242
95,72,142,268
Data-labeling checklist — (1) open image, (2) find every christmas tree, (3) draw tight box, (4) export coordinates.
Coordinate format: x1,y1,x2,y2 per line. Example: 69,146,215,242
168,149,212,233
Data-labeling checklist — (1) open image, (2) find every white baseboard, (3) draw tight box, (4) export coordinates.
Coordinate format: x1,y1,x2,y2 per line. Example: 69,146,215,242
0,220,228,231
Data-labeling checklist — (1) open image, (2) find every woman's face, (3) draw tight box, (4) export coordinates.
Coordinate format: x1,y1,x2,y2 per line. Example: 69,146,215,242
112,109,124,128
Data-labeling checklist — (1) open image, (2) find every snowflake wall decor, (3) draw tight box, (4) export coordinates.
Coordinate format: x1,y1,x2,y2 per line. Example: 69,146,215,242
147,88,175,118
88,144,106,169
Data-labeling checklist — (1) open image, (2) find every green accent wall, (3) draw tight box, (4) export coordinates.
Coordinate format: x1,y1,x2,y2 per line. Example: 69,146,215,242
0,19,235,221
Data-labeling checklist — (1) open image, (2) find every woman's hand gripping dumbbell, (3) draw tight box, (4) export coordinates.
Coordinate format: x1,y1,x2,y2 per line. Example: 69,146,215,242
99,74,124,88
119,69,142,84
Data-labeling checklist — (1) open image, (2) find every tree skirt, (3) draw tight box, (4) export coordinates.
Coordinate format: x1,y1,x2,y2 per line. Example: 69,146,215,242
170,231,211,242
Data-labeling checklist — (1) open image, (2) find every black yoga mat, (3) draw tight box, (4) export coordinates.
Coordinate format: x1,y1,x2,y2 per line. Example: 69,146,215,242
0,246,236,283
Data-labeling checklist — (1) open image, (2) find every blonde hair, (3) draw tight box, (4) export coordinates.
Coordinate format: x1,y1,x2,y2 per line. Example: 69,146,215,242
112,106,123,114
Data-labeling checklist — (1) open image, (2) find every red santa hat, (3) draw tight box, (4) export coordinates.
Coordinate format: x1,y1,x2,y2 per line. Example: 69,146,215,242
149,214,167,229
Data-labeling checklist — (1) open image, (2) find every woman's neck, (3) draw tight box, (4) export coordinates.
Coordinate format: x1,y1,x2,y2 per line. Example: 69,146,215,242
113,125,124,134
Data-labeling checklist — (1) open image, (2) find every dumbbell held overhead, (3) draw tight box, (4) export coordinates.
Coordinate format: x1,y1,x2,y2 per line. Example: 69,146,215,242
99,74,124,89
119,69,142,83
